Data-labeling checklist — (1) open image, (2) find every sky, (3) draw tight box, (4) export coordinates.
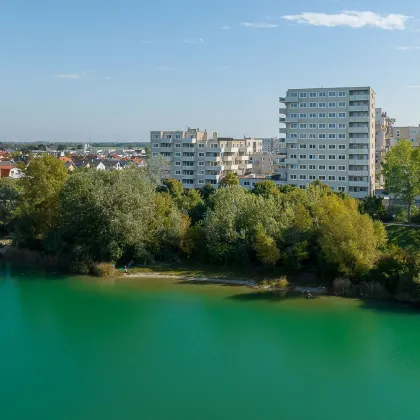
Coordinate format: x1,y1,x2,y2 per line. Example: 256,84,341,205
1,0,420,143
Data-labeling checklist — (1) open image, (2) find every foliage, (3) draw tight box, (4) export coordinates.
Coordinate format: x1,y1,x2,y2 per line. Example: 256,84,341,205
14,155,67,248
314,194,387,277
332,277,352,296
253,228,280,266
382,140,420,222
219,172,239,187
0,178,21,234
359,196,387,220
91,262,121,278
252,180,280,199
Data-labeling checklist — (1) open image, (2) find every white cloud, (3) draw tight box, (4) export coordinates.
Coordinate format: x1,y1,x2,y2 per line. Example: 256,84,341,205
221,25,231,30
241,22,278,28
183,38,204,44
54,71,90,80
282,11,411,30
395,45,420,50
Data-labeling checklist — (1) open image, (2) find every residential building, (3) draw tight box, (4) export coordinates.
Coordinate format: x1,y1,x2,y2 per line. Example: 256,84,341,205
150,128,262,188
375,108,394,187
390,125,420,147
249,153,286,175
279,86,376,198
260,137,281,154
0,161,15,178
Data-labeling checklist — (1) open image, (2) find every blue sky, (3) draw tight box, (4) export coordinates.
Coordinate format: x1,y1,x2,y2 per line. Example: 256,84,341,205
1,0,420,142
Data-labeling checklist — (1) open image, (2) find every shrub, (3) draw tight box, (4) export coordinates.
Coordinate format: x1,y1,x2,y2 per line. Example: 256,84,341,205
260,277,289,289
332,277,352,296
357,281,389,300
91,262,121,278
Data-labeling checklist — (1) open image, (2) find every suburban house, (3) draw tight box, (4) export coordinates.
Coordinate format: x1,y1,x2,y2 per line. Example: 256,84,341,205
72,160,91,169
65,161,76,172
9,167,24,179
0,161,15,178
92,159,122,171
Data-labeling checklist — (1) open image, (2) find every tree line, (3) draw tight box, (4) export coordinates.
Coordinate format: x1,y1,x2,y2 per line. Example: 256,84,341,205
1,143,420,302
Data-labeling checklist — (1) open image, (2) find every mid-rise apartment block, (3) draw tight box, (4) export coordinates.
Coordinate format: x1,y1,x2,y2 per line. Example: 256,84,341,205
279,86,376,198
390,125,420,147
260,137,281,154
150,128,262,188
375,108,394,186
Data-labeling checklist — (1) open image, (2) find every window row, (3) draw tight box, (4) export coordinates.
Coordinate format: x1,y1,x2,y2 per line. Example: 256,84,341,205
288,113,347,119
290,102,347,109
289,155,347,161
290,173,347,182
290,91,347,98
289,122,347,129
289,133,347,139
289,144,347,150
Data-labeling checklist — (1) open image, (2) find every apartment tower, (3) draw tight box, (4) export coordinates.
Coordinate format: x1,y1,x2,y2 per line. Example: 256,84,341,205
279,87,376,198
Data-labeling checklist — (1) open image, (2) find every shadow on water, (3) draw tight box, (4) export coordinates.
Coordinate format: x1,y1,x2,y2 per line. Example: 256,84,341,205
357,299,420,315
176,280,250,288
227,290,303,303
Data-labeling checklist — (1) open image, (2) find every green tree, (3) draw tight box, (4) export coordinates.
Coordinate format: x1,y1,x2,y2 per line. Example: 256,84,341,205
252,180,280,199
14,155,67,248
219,172,239,187
77,144,84,150
200,183,216,201
359,196,387,220
57,144,67,151
382,140,420,222
179,189,206,224
314,194,387,277
162,178,184,198
0,178,21,234
253,228,280,266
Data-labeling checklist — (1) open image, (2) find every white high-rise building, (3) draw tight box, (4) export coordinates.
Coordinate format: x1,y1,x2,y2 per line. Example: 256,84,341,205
260,138,281,153
279,87,376,198
150,128,262,188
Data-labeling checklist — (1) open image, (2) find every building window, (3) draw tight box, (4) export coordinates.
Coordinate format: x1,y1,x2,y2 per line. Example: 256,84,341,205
329,134,336,139
319,175,326,181
299,185,306,190
318,113,326,118
309,175,316,180
318,123,326,129
309,144,316,149
152,152,159,157
338,112,346,118
338,123,346,129
153,134,160,139
397,130,400,137
300,175,307,180
299,92,307,98
299,134,307,139
319,144,326,149
309,154,317,160
309,164,316,170
338,134,346,139
290,133,298,138
329,92,337,97
338,155,346,160
299,123,307,128
309,134,317,139
319,102,326,108
299,114,307,119
175,143,181,148
328,155,336,160
166,135,172,139
309,102,317,108
175,152,181,157
309,92,317,98
299,155,307,159
328,102,337,108
175,162,181,166
175,170,181,175
290,92,298,97
290,174,297,180
328,113,336,118
309,113,317,118
318,165,326,170
290,113,298,118
198,161,205,166
328,165,336,171
318,155,326,160
338,91,346,97
198,170,204,175
198,144,204,148
328,145,336,150
290,123,298,129
299,103,307,108
319,134,326,139
328,123,336,129
338,186,346,192
291,103,298,108
198,152,204,157
338,102,346,108
328,176,336,181
338,145,346,150
299,164,307,169
299,144,307,149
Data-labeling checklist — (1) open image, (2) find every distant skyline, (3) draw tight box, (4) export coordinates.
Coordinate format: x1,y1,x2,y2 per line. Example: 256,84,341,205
1,0,420,142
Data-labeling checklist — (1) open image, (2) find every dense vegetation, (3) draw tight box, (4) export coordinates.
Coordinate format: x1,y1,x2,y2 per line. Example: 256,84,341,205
2,154,420,303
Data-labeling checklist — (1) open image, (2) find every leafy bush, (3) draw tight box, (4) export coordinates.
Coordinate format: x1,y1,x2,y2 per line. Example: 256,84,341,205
91,262,121,278
332,277,352,296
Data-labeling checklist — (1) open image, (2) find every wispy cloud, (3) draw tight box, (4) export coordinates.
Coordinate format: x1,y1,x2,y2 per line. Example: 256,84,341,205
266,16,276,20
157,66,177,72
395,45,420,50
241,22,278,28
221,25,231,30
183,38,204,44
282,11,411,30
54,71,91,80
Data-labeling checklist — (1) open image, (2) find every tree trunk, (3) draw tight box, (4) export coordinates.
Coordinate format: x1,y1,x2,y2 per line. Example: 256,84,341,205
408,201,412,223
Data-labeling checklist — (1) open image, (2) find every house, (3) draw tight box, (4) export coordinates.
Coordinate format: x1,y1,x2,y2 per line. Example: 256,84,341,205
73,160,91,169
65,161,76,172
92,159,122,171
59,156,73,163
0,161,15,178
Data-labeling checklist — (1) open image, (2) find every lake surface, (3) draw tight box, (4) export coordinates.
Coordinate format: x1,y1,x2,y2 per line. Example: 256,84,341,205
2,262,420,420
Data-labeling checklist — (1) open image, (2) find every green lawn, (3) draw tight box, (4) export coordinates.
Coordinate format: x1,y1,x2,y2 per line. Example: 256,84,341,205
386,225,420,248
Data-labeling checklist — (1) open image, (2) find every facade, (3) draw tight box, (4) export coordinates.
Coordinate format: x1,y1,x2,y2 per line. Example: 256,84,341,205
150,128,262,188
249,153,286,175
279,86,376,198
0,161,15,178
260,137,281,154
375,108,394,187
390,126,420,147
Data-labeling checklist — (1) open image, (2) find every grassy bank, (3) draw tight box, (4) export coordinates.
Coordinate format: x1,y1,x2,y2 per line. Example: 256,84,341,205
386,225,420,248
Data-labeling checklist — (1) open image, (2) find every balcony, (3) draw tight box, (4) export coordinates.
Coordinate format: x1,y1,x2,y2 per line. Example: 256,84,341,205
206,156,222,162
285,158,298,164
224,164,239,170
285,138,298,144
279,97,286,102
206,165,224,171
279,107,287,114
239,163,253,169
281,96,298,103
349,181,370,187
223,156,234,162
183,138,197,144
236,155,249,161
349,106,369,112
182,156,195,161
348,170,369,177
349,94,369,101
182,174,195,179
279,117,286,123
349,116,369,123
224,147,239,153
348,148,369,153
279,128,287,134
348,138,371,145
205,147,224,153
349,159,369,165
205,175,220,181
238,146,253,153
349,127,369,134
